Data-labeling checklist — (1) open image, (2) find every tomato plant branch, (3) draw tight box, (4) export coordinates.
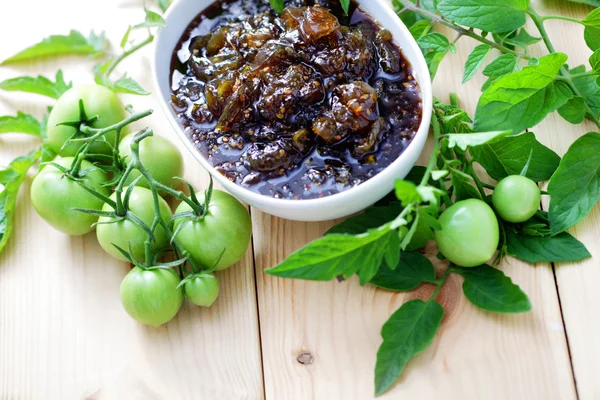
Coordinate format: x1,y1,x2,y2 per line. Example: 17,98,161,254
396,0,531,60
70,108,153,175
528,8,600,130
105,35,154,77
124,130,203,274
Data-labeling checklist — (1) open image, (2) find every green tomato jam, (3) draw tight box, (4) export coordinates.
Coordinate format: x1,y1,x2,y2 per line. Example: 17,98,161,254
171,0,422,199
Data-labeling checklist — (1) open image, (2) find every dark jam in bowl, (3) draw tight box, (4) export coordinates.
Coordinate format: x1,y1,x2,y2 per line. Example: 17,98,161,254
170,0,422,200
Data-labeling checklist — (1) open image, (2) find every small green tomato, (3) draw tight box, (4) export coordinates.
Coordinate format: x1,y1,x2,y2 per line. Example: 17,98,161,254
184,273,220,307
47,84,125,156
492,175,541,223
30,157,110,235
174,190,252,270
120,266,183,328
434,199,499,267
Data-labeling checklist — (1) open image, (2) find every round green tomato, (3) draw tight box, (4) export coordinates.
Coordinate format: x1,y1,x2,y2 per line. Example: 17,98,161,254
47,84,125,157
174,190,252,270
30,157,110,235
434,199,499,267
120,266,183,327
184,273,219,307
119,134,184,190
96,186,173,262
492,175,541,223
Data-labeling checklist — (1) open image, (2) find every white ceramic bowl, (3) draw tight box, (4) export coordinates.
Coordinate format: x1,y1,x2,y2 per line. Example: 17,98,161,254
153,0,432,221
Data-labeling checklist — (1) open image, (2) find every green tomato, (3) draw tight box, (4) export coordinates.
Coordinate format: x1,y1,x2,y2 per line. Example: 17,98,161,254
174,190,252,271
492,175,541,223
30,157,110,235
434,199,499,267
120,266,183,328
96,186,173,262
119,134,184,190
47,84,126,157
184,273,219,307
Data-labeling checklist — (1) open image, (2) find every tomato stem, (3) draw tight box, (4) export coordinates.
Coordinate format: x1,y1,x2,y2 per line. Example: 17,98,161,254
396,0,530,60
430,267,451,299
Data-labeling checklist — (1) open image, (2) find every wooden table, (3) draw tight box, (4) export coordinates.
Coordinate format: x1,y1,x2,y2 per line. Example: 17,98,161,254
0,0,597,399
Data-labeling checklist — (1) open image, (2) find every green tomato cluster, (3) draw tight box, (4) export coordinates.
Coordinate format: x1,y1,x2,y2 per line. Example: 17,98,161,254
435,175,541,268
30,84,253,328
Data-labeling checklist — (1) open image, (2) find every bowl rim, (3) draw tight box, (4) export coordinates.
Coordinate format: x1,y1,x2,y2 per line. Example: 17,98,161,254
152,0,433,210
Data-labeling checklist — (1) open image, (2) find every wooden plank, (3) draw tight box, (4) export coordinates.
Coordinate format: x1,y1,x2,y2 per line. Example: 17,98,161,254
253,4,577,399
0,1,264,398
528,1,600,398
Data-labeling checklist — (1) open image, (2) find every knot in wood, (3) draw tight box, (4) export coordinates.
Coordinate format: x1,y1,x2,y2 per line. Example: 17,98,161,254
296,352,314,365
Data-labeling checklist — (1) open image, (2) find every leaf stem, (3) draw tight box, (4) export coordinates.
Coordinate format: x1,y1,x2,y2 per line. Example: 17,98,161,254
397,0,530,60
541,15,582,24
431,268,451,299
105,35,154,77
467,161,487,198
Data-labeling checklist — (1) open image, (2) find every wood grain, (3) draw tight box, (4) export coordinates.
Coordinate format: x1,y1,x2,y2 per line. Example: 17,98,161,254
0,0,598,399
528,1,600,399
0,1,264,398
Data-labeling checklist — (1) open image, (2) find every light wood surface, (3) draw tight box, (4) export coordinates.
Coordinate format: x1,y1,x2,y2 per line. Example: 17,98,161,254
0,0,595,399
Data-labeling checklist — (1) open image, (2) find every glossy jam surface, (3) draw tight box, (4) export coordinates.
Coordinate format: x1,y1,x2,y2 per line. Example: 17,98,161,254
171,0,422,199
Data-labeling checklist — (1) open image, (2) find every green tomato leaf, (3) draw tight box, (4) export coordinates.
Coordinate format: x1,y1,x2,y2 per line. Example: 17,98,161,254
463,44,491,84
434,98,473,133
1,30,107,65
481,54,519,91
585,26,600,51
375,299,444,396
506,230,591,264
157,0,171,12
548,132,600,234
437,0,529,33
111,76,150,95
269,0,285,13
0,112,41,136
590,50,600,73
267,223,403,284
418,33,451,52
474,53,572,134
327,204,400,235
133,9,167,29
39,115,56,163
584,8,600,29
451,173,482,201
424,51,447,78
470,132,560,182
503,28,541,49
558,96,588,124
409,20,432,39
395,180,421,206
370,252,437,291
456,265,531,313
0,70,71,99
584,9,600,50
405,211,435,251
340,0,350,14
570,67,600,117
0,150,40,255
446,130,511,150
